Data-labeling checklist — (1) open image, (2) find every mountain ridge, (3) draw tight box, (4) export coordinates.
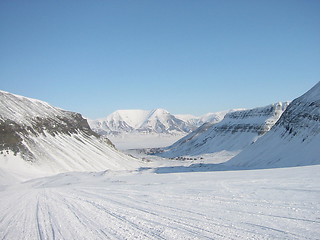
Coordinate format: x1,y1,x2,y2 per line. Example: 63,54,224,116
158,102,290,158
88,108,235,136
226,81,320,168
0,90,139,178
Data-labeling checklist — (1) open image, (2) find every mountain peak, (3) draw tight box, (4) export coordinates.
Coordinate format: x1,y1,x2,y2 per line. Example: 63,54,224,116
152,108,169,113
89,108,195,135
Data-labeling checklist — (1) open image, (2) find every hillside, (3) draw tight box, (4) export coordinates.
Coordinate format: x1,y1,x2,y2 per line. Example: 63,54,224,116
159,102,289,158
226,81,320,168
0,90,140,179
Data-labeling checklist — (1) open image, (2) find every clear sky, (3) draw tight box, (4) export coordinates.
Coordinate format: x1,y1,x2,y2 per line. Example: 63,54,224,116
1,0,319,119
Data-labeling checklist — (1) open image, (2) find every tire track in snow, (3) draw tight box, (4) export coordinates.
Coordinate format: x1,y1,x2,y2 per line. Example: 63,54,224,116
70,188,266,240
59,192,167,239
35,194,45,240
77,190,227,239
48,191,116,239
49,189,149,239
77,188,275,239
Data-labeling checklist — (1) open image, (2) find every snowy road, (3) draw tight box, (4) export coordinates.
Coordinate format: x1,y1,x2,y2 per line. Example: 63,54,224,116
1,166,320,239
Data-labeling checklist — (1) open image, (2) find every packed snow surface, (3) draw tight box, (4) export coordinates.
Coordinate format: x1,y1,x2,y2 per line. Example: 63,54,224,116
1,165,319,239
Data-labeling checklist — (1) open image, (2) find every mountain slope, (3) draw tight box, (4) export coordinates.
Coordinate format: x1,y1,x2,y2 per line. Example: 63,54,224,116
226,81,320,168
89,110,150,135
174,111,231,127
89,109,195,135
88,109,235,150
89,109,233,137
136,108,192,133
0,90,139,178
159,102,289,158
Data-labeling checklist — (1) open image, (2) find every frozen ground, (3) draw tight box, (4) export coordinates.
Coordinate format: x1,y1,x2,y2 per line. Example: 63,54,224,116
1,163,320,240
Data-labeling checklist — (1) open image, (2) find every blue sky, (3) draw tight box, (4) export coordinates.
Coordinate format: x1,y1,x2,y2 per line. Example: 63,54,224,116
1,0,319,119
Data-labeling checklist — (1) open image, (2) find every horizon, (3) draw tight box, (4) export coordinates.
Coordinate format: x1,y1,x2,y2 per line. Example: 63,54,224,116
0,86,308,120
1,1,319,119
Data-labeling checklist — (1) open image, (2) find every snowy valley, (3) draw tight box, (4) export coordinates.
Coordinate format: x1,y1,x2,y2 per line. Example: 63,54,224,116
0,82,320,239
88,109,230,150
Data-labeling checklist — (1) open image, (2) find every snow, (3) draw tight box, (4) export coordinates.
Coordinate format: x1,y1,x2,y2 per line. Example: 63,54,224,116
0,131,141,179
88,108,194,135
103,109,150,129
89,109,246,151
174,114,198,122
0,90,141,178
225,82,320,169
108,133,187,150
298,81,320,103
175,109,243,125
0,90,72,126
88,109,237,137
159,102,289,158
1,164,319,239
197,109,244,123
226,127,320,169
1,83,320,239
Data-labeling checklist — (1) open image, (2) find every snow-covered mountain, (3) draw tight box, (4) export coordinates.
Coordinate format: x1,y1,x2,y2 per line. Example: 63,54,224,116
159,102,289,158
0,90,139,178
88,109,235,150
89,109,232,136
175,110,237,128
89,109,192,135
226,81,320,169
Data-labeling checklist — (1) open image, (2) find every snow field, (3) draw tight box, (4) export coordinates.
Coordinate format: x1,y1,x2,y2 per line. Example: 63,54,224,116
1,165,319,239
